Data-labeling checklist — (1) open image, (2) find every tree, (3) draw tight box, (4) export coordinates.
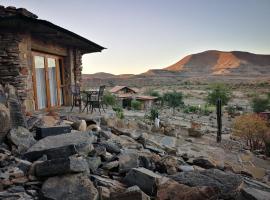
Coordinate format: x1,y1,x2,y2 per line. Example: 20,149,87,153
233,113,269,151
251,96,270,113
163,91,184,114
206,83,231,106
131,100,141,110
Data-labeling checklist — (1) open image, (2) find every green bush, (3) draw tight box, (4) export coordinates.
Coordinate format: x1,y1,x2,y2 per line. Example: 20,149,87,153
206,83,231,106
113,106,124,119
163,91,184,114
150,107,159,121
131,100,141,110
103,92,117,106
251,97,269,113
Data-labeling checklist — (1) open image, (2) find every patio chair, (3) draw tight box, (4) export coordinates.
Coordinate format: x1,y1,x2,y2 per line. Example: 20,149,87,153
70,85,82,112
89,85,106,113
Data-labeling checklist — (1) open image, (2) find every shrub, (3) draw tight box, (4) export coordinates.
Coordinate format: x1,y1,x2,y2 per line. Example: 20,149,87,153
233,113,269,152
103,92,117,107
150,107,159,121
251,97,269,113
112,106,124,119
163,91,184,114
131,100,141,110
206,83,231,106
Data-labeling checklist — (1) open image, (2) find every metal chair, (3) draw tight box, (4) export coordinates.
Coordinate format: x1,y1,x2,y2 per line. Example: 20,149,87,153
70,85,82,112
89,85,106,113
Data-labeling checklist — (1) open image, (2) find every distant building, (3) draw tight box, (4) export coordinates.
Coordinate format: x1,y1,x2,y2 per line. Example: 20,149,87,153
0,6,105,111
110,85,157,110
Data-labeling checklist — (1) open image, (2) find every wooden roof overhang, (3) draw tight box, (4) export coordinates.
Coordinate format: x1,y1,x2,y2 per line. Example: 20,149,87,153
0,15,105,54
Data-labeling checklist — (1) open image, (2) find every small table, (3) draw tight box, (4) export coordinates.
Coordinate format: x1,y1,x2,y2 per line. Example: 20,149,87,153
81,89,99,112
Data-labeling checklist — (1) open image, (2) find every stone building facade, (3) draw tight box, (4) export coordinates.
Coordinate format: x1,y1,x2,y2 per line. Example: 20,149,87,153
0,6,104,111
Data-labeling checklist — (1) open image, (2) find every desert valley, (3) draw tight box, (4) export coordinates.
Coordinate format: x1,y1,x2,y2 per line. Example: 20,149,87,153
1,2,270,200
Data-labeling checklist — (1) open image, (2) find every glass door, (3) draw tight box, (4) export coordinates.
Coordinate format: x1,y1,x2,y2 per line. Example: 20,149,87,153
32,52,64,110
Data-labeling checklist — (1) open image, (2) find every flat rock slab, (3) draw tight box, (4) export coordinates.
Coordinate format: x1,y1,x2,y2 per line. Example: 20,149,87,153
241,187,270,200
24,132,96,161
35,156,89,177
170,169,243,199
36,125,71,139
123,167,162,196
41,173,98,200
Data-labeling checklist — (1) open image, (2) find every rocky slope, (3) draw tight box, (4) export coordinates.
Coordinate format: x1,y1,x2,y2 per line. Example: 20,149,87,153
82,50,270,87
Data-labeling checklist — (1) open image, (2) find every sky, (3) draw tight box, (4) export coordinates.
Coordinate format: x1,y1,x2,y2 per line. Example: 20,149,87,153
2,0,270,75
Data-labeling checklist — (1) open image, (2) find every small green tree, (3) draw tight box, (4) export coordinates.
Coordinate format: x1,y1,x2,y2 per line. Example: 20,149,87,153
251,97,269,113
163,91,184,114
131,100,141,110
103,92,117,107
206,83,231,106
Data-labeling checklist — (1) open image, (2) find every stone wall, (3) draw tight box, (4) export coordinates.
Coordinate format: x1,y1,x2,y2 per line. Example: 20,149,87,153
0,31,32,110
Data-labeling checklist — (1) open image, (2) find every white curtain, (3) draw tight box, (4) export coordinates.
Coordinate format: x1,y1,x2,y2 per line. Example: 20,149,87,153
35,56,47,109
48,58,58,107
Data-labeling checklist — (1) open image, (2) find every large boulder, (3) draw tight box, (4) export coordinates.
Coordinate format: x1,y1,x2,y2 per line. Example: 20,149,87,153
41,173,98,200
24,132,96,161
0,103,10,142
123,167,162,196
7,126,36,154
157,178,218,200
118,149,140,173
170,169,243,199
35,156,89,177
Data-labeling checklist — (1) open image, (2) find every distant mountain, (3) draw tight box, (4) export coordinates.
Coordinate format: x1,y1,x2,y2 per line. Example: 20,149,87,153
163,50,270,76
82,50,270,87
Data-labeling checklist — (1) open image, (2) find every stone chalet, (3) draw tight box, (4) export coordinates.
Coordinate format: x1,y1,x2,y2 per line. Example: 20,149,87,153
110,85,157,110
0,6,105,112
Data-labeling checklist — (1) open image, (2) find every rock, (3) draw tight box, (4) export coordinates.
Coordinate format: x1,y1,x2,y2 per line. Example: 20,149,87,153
41,115,59,127
192,156,216,169
110,135,143,150
87,124,101,132
159,136,176,148
24,132,96,161
100,141,121,154
0,103,10,142
0,191,33,200
71,120,87,131
36,125,72,139
123,167,162,196
86,157,102,173
91,145,107,157
7,126,36,154
188,128,202,137
156,155,179,175
157,178,218,200
90,175,126,193
239,177,270,200
35,156,89,177
179,165,194,172
240,187,270,200
118,149,140,173
99,130,112,140
170,169,243,199
111,185,151,200
97,186,110,200
102,160,119,170
41,173,98,200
